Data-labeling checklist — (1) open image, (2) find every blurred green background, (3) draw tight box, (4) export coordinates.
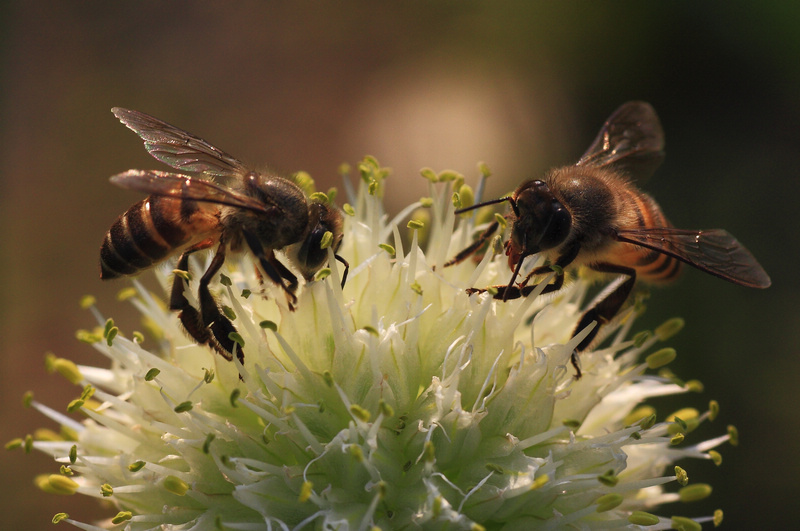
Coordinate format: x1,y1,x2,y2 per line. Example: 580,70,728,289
1,2,797,529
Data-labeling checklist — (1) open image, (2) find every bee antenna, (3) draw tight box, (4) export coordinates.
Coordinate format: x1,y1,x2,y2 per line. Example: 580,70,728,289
454,196,512,215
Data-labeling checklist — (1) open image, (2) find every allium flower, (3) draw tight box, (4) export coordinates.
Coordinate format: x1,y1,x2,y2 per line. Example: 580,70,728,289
18,158,731,530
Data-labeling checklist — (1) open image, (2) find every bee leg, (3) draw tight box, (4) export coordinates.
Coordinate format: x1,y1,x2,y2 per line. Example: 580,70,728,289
443,220,500,268
469,268,565,300
472,241,579,300
170,240,216,349
570,263,637,377
269,257,300,302
335,254,350,288
242,230,299,310
520,268,566,297
195,243,245,367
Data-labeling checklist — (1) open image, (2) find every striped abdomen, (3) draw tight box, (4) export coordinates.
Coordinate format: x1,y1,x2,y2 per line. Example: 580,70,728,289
100,195,218,279
613,188,682,283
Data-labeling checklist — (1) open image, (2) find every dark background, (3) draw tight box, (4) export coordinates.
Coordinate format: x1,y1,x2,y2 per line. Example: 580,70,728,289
1,3,797,529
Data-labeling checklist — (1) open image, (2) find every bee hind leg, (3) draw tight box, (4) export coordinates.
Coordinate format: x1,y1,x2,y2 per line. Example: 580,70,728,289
570,263,637,378
196,244,245,367
170,241,216,349
169,240,245,369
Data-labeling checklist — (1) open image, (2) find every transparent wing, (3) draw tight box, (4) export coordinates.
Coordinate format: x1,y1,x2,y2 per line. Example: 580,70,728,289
110,170,270,213
112,108,249,179
576,101,665,182
615,227,771,288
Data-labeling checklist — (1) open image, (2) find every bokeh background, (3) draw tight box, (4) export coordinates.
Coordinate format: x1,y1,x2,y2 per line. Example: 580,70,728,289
2,2,797,529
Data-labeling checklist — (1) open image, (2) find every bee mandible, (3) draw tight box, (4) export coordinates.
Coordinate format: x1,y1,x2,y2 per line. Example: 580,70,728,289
100,108,349,367
447,101,770,377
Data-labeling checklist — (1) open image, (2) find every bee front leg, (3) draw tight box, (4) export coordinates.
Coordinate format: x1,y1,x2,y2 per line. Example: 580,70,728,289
443,220,500,268
470,241,580,301
268,256,299,302
335,253,350,288
242,230,298,310
468,267,566,300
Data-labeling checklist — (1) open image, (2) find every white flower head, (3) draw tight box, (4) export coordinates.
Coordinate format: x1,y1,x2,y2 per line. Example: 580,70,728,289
21,158,729,530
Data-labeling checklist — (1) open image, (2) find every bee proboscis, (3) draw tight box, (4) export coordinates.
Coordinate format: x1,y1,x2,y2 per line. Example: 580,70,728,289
447,101,770,377
100,108,348,369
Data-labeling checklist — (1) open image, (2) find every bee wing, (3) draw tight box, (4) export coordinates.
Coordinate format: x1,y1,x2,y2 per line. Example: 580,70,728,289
110,170,270,213
112,108,249,179
615,227,771,288
576,101,665,182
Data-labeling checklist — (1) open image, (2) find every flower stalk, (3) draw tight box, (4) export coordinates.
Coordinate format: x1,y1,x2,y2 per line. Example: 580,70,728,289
17,158,729,530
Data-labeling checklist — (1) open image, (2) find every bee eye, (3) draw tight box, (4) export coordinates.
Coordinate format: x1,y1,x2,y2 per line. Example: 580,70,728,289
300,226,329,272
513,182,572,252
540,202,571,249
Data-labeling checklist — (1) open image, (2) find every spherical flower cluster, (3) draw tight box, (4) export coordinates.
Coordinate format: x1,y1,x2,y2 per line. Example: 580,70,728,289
18,159,729,530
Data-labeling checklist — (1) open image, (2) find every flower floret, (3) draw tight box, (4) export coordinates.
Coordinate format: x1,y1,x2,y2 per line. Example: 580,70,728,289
20,158,729,530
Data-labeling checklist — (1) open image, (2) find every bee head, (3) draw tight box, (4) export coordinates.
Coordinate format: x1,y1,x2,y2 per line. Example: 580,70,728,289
510,180,571,257
286,201,344,281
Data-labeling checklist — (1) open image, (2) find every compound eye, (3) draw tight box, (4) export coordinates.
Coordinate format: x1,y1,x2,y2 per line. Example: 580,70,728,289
540,202,571,249
301,226,330,272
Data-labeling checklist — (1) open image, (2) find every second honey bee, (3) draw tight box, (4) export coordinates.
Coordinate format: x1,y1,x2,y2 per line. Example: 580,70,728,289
448,101,770,377
100,108,348,367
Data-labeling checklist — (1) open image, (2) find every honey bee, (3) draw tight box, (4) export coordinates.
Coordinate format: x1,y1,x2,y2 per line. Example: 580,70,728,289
100,108,348,366
448,101,770,377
